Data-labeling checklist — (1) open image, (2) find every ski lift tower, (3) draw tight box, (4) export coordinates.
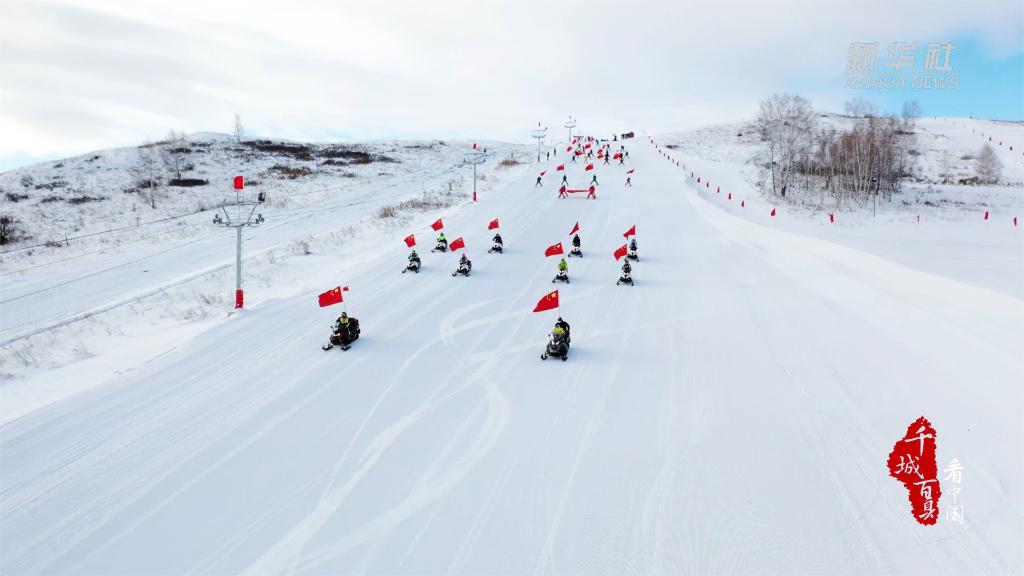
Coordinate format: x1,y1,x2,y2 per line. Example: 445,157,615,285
212,176,265,309
463,149,487,202
564,116,576,146
530,123,548,163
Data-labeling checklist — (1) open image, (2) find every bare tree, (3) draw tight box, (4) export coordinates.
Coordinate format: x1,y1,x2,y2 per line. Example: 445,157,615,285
233,114,245,143
756,93,817,197
975,144,1002,184
844,96,879,118
135,143,162,208
161,130,187,181
901,101,921,123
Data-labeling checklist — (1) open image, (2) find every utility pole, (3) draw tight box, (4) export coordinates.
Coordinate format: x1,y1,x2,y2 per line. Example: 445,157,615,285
564,116,576,147
212,176,264,309
463,149,487,202
530,123,548,163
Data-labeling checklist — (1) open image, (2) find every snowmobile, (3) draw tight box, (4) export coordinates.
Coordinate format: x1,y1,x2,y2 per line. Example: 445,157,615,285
616,270,634,286
402,259,421,274
452,259,472,277
552,269,569,284
488,239,503,254
626,247,638,261
567,246,582,258
541,332,570,361
322,317,360,351
431,240,448,253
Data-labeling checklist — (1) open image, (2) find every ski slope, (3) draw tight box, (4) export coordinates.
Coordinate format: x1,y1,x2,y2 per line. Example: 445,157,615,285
1,139,1022,575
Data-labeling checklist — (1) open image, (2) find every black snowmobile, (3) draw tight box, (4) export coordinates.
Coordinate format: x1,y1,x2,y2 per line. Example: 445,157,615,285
403,253,421,274
617,262,634,286
452,257,472,277
552,269,569,284
567,246,582,258
431,239,449,253
541,331,570,361
323,316,361,351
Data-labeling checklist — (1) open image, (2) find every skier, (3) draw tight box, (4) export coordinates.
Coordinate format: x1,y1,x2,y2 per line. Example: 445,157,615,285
403,249,421,273
433,231,448,252
625,176,632,187
323,312,361,350
553,258,569,283
488,232,503,253
619,155,625,165
561,174,568,185
590,174,599,186
453,253,472,277
603,154,610,165
536,175,543,187
570,154,577,163
546,151,550,161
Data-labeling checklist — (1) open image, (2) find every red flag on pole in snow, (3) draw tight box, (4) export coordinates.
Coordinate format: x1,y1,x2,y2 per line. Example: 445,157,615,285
613,153,622,159
984,211,990,220
556,164,565,171
473,142,478,150
532,290,560,312
431,218,444,231
623,225,636,238
318,286,344,307
829,213,835,223
626,169,635,174
449,237,465,251
233,175,244,190
585,164,594,171
488,218,500,230
770,208,777,217
566,146,572,152
544,242,564,257
540,171,547,177
613,244,628,261
404,234,416,247
569,221,580,236
727,192,732,200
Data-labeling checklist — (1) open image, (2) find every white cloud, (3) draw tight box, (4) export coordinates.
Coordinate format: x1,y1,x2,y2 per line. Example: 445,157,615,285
1,0,1020,168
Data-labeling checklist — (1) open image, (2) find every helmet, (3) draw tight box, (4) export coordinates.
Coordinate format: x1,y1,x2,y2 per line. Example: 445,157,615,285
341,312,348,318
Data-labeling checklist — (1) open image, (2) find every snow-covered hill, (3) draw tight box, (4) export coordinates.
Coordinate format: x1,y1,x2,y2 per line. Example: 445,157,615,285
1,122,1021,574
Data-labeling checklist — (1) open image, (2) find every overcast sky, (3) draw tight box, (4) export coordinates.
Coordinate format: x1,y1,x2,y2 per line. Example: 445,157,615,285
2,0,1021,171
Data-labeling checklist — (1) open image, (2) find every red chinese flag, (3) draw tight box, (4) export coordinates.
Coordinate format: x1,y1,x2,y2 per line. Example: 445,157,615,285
342,286,349,291
473,142,478,150
488,218,500,230
585,143,592,149
318,286,343,307
404,234,416,247
556,164,565,171
544,242,564,257
829,213,835,223
612,153,621,159
613,244,628,261
431,218,444,231
449,237,465,251
569,221,580,236
540,171,547,177
575,150,583,156
233,175,244,190
626,169,635,174
532,290,560,313
623,225,636,238
566,146,572,152
585,164,594,171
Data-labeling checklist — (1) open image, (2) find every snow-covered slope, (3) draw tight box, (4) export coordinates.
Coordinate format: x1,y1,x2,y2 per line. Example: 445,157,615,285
1,134,1021,574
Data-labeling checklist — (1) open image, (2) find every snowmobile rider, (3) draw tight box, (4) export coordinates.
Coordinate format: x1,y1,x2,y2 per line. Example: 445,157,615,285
459,253,470,267
436,232,447,246
408,250,421,264
622,260,632,275
492,232,503,245
558,258,568,274
629,237,638,251
571,234,581,248
334,312,356,341
552,317,571,343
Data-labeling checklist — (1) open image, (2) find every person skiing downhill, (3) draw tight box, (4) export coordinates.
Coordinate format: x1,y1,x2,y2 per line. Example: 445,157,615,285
625,176,632,187
536,176,543,187
561,174,568,185
603,154,610,165
590,174,599,186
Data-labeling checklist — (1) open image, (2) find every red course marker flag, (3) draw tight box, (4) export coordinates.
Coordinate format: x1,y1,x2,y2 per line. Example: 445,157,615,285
566,146,572,152
626,169,635,174
770,207,777,217
829,213,835,223
533,290,560,313
585,164,594,171
984,211,990,220
404,234,416,247
318,286,344,308
449,237,465,251
544,242,564,257
613,244,628,261
569,221,580,236
488,218,500,230
556,164,565,171
472,142,478,150
540,171,547,177
431,218,444,231
233,175,244,190
623,225,636,238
